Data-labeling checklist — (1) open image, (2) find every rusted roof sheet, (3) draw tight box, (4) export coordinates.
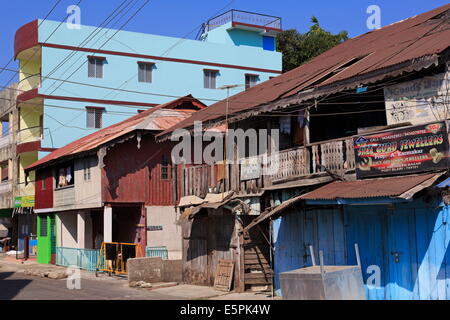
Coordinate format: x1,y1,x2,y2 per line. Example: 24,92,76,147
300,173,444,200
26,95,206,171
157,4,450,140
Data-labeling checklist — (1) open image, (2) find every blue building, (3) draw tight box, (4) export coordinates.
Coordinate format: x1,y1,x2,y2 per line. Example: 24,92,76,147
12,10,282,208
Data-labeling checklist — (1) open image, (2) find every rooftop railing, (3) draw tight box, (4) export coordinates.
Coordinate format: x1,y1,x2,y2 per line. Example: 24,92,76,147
204,9,282,33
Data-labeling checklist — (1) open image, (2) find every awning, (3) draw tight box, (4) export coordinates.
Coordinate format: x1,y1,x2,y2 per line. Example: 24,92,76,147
179,191,235,219
244,172,446,231
244,194,304,231
300,172,445,202
263,175,333,191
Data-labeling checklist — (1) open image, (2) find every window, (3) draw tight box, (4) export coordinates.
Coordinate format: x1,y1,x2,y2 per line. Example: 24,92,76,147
88,56,105,78
56,164,74,189
86,107,104,129
138,62,153,83
245,74,259,90
161,155,170,180
41,171,46,190
40,215,48,237
204,69,218,89
83,159,91,181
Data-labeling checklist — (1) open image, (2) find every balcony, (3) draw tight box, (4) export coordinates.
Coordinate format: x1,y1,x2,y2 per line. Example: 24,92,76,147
203,10,282,33
0,135,11,149
182,137,356,197
18,74,41,92
17,126,42,145
54,186,75,208
0,180,12,194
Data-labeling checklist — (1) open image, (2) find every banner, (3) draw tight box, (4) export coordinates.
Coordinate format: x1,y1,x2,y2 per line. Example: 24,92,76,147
354,122,450,178
384,72,450,126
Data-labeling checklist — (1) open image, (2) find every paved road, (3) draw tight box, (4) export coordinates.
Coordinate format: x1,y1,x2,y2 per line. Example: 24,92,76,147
0,271,182,300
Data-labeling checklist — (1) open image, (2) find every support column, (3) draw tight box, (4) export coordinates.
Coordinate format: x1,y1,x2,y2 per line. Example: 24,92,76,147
104,206,112,243
77,211,86,248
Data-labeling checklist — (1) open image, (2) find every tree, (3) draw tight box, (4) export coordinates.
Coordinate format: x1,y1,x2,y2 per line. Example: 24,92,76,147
276,16,349,72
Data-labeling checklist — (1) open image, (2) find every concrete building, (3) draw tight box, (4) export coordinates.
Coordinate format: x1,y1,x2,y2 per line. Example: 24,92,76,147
7,10,282,256
13,9,282,212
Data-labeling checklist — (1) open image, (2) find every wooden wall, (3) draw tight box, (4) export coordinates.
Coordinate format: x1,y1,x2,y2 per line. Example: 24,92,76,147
102,133,175,206
35,167,54,209
181,208,239,288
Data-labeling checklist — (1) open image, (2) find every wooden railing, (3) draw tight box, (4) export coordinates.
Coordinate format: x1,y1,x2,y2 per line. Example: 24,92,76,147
181,137,356,197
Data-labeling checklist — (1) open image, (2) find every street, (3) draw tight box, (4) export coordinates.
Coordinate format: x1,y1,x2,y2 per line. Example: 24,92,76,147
0,270,182,300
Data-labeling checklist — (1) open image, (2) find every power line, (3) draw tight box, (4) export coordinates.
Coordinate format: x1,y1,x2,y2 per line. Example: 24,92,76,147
46,0,152,97
43,0,136,93
2,0,84,89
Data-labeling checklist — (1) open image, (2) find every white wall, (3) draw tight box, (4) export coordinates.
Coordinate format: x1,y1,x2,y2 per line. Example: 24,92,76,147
57,211,78,248
146,206,182,260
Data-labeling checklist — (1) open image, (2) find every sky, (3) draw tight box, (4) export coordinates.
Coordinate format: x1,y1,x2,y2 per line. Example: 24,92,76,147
0,0,448,84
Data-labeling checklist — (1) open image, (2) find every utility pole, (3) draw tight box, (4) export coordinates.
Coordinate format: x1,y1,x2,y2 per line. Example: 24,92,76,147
217,84,242,194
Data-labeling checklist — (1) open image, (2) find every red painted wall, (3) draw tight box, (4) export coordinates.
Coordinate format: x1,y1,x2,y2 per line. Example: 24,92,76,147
102,133,175,206
35,167,53,209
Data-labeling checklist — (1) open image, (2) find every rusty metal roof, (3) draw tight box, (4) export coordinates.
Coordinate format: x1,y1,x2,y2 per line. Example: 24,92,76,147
157,4,450,140
300,172,444,200
26,95,206,171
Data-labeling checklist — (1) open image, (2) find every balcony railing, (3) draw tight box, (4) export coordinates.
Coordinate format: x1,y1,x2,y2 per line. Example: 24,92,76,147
17,126,42,145
54,186,75,208
0,135,11,149
182,136,356,197
18,74,41,92
205,10,282,33
0,181,11,194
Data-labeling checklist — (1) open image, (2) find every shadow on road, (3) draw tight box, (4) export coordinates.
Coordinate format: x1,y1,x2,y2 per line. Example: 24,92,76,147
0,272,32,300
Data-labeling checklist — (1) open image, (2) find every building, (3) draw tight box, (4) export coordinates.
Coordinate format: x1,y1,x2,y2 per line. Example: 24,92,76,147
9,9,282,253
25,95,205,266
157,4,450,297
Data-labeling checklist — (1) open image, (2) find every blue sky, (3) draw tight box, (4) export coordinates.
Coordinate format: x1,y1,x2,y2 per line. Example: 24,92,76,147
0,0,448,84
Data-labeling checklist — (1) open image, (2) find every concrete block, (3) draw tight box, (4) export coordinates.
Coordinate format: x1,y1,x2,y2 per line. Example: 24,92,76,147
127,257,182,284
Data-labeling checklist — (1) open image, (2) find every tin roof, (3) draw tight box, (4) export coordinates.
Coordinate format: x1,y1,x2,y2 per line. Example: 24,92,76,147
300,173,444,200
157,4,450,140
26,95,206,171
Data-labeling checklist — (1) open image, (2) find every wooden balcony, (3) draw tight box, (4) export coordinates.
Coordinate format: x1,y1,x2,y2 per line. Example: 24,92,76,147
181,137,356,197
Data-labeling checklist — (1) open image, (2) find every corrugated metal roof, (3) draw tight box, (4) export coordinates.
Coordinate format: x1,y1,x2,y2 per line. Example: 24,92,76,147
26,95,206,171
157,4,450,140
300,173,444,200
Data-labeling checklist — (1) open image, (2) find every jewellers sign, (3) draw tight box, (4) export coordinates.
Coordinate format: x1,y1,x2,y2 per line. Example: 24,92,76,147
354,122,450,178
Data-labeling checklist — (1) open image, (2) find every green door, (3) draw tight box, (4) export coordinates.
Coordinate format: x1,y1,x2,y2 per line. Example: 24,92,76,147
37,214,56,264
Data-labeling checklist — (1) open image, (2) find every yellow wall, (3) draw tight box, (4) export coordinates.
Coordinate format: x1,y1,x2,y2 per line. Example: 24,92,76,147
18,152,37,197
18,102,43,144
18,59,41,91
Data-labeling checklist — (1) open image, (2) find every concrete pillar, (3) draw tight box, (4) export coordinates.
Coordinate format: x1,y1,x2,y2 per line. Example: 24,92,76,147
104,206,113,243
77,211,86,248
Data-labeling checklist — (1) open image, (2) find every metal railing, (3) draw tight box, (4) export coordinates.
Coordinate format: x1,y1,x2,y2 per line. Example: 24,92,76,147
56,247,100,272
146,246,169,260
205,9,282,33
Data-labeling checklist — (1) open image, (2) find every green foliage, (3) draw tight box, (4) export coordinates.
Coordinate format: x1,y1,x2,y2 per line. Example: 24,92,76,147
276,16,349,72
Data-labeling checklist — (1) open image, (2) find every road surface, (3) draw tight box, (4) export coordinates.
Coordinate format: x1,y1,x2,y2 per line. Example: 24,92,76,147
0,270,183,300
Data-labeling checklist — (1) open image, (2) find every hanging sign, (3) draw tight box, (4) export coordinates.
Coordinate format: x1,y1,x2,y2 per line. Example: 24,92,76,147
354,122,450,178
384,72,450,126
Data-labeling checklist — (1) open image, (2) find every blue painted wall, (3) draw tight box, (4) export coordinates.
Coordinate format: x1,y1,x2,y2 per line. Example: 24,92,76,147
272,195,450,300
32,19,281,152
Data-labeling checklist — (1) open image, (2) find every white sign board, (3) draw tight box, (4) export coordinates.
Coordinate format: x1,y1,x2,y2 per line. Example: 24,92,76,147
240,156,261,181
384,72,450,125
